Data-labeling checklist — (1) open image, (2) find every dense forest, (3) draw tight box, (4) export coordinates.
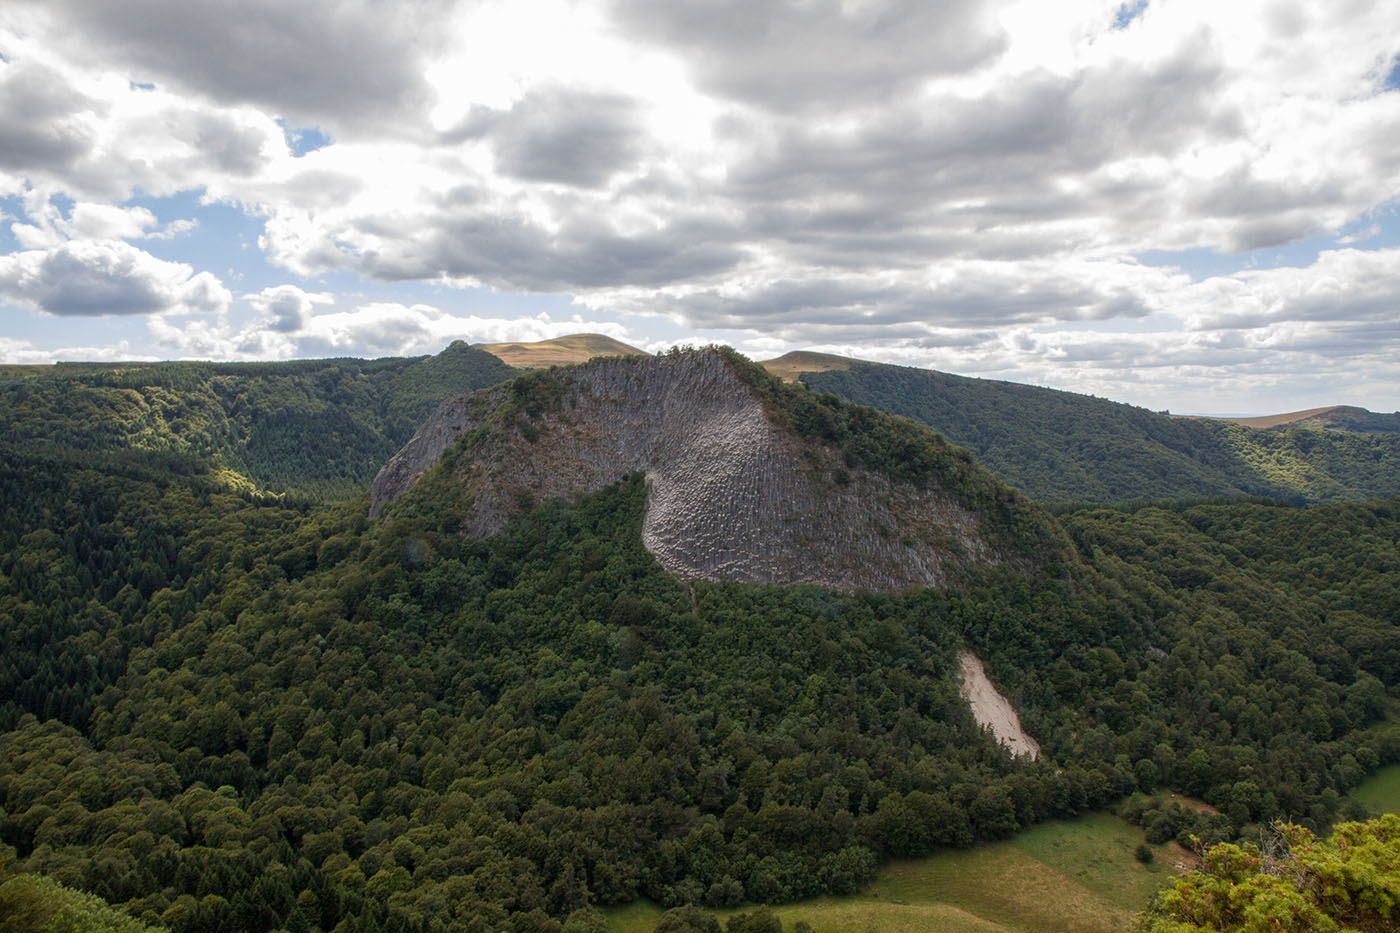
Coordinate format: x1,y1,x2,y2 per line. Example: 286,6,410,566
0,343,513,501
2,428,1399,929
800,362,1400,504
2,347,1398,930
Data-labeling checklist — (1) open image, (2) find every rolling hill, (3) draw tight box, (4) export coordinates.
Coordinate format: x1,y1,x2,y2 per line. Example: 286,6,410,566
475,333,648,369
772,355,1400,504
1189,404,1400,433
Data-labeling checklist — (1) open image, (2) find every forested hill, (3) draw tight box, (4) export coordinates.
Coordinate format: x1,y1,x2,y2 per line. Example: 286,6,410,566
0,342,514,500
4,342,1400,930
2,435,1400,932
796,360,1400,504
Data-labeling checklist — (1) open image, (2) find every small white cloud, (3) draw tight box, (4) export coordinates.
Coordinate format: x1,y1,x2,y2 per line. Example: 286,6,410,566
63,202,158,240
0,334,147,363
145,217,198,240
246,283,333,333
1337,223,1381,245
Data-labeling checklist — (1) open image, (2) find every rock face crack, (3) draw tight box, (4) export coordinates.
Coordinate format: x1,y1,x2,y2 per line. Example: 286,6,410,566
370,349,1001,591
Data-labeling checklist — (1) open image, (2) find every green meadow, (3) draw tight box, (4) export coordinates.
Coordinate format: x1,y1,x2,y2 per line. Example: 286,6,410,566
1353,764,1400,817
605,812,1187,932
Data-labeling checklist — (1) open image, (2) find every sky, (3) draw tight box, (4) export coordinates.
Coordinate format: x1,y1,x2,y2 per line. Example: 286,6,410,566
1,0,1398,415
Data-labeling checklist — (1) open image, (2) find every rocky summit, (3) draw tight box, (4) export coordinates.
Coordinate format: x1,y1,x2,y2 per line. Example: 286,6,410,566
371,347,1039,591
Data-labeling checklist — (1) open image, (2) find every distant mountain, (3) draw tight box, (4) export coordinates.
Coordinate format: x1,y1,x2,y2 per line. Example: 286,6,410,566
0,341,514,499
374,347,1067,591
476,332,647,369
760,349,857,383
1188,405,1400,433
777,356,1400,504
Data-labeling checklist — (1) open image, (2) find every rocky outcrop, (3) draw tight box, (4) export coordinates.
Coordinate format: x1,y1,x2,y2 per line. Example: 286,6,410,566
370,348,1008,591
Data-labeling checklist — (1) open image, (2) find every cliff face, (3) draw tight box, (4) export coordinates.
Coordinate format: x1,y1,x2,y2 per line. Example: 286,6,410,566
370,348,1012,591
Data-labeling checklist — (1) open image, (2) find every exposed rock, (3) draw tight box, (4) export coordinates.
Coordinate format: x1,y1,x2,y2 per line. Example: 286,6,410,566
371,348,1015,591
958,651,1040,760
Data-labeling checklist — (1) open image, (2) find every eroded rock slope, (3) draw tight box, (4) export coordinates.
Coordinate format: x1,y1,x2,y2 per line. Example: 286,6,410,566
371,348,1030,591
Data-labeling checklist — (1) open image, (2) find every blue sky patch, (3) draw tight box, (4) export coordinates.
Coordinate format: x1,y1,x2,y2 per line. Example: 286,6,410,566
0,195,23,253
1136,208,1400,281
1113,0,1148,29
1385,55,1400,92
126,190,274,283
278,120,332,157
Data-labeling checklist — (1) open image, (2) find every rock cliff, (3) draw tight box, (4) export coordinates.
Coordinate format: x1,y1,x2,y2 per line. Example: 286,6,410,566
371,348,1038,591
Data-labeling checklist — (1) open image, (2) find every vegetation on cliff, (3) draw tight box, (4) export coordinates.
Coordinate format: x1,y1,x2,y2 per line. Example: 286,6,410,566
376,348,1070,592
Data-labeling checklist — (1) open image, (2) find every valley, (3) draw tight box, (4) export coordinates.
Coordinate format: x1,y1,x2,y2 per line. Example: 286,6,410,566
1,339,1397,932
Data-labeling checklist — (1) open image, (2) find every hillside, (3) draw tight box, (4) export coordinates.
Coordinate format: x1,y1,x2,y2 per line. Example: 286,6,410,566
372,347,1066,592
3,343,1400,932
1190,404,1400,433
2,431,1399,932
0,341,514,500
793,358,1400,504
476,333,648,369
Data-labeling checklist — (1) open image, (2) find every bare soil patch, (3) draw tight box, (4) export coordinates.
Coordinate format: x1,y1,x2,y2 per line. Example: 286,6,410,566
958,651,1040,760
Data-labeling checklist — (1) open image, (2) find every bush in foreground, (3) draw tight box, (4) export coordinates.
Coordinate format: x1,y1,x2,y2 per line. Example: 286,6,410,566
1138,814,1400,931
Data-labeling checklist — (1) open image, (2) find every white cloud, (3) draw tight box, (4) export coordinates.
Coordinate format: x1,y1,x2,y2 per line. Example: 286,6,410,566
1,0,1399,413
246,284,333,333
0,334,147,364
62,203,158,240
0,240,230,316
145,298,639,362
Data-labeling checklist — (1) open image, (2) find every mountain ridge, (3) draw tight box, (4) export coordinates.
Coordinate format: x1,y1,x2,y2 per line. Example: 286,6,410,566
758,349,1396,428
782,354,1400,503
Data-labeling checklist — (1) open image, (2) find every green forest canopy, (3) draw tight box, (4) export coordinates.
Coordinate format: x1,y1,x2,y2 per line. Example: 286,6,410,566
2,435,1399,930
2,346,1398,931
0,342,513,501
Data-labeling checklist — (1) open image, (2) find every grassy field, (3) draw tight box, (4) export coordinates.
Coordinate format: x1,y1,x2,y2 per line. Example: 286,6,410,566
1353,764,1400,817
604,811,1186,932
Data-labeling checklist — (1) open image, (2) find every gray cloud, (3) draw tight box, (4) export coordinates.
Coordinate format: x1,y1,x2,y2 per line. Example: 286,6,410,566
357,208,745,291
658,267,1150,333
178,113,271,177
484,88,645,187
726,47,1232,218
0,59,97,173
612,0,1006,110
35,0,452,132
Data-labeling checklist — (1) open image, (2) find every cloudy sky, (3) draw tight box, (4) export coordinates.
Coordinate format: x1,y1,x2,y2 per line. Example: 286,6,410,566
2,0,1398,414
